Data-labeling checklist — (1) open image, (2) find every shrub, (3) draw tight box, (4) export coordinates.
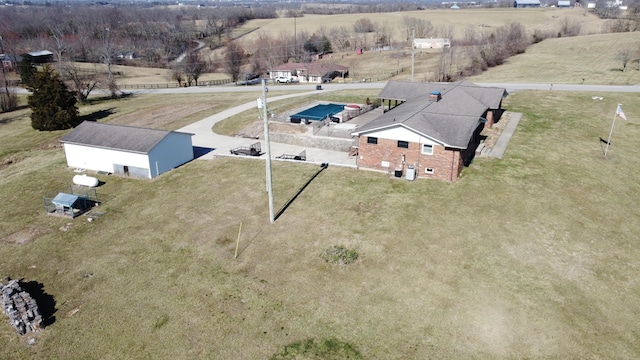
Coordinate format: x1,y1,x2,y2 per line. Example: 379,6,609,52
320,245,359,265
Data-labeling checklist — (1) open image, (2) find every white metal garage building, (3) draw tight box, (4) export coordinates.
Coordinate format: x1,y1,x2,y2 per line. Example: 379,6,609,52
60,121,194,179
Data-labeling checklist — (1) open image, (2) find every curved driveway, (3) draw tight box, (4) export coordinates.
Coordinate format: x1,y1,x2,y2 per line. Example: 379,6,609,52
177,88,361,166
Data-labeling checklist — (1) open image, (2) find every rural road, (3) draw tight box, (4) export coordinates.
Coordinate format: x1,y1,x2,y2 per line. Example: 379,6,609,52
122,81,640,95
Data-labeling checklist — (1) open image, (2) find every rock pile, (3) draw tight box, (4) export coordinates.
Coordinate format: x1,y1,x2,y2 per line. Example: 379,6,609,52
1,278,42,335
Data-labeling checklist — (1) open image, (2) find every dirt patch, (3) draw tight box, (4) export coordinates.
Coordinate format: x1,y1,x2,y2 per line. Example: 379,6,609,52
0,156,24,171
38,138,63,150
108,103,212,129
3,226,51,245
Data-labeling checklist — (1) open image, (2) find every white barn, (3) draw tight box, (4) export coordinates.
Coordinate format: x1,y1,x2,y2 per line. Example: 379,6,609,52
60,121,194,179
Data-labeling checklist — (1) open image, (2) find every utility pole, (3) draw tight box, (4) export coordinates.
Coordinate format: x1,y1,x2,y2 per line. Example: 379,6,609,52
261,79,274,223
411,28,415,82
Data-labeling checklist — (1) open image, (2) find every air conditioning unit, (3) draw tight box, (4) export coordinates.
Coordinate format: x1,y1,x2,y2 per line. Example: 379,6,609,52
405,167,416,181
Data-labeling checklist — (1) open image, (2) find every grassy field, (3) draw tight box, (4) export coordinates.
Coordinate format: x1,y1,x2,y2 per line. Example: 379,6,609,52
243,8,605,43
2,87,640,358
2,7,640,359
469,31,640,85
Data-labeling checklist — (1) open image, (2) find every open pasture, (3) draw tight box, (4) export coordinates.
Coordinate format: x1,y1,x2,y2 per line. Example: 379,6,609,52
1,89,640,358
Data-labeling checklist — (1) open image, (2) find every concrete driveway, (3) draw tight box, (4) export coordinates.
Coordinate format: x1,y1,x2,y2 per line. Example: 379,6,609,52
177,89,359,167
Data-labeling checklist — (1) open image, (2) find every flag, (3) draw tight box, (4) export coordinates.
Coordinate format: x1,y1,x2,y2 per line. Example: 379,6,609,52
616,105,627,121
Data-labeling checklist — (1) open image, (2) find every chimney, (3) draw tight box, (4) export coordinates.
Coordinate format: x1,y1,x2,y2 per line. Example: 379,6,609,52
429,91,441,102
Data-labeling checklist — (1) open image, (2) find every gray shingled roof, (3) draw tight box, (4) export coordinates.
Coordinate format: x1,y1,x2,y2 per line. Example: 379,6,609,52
353,81,506,149
59,121,191,154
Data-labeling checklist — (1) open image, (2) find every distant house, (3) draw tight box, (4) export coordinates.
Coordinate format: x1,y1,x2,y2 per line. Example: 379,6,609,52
514,0,541,7
351,81,506,182
0,54,21,71
557,0,571,6
23,50,54,64
269,62,349,83
116,52,137,60
413,38,451,49
59,121,194,179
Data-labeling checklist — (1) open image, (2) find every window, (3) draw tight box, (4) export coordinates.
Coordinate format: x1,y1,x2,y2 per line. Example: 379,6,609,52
425,168,434,174
422,144,434,155
367,137,378,144
397,140,409,148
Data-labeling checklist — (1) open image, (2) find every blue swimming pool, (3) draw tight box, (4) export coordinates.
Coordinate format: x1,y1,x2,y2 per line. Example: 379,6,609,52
290,103,345,122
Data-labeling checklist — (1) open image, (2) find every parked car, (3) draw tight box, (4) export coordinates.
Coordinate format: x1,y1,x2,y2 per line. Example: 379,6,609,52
275,76,291,84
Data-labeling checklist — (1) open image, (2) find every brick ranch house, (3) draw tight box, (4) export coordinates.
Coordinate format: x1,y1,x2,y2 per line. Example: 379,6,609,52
351,80,507,182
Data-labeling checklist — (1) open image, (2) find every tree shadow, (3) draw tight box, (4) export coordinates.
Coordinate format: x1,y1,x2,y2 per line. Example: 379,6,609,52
20,280,57,328
84,92,135,106
78,108,116,123
274,163,328,221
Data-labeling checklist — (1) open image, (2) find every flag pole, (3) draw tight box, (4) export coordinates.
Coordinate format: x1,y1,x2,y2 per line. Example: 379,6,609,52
604,104,620,158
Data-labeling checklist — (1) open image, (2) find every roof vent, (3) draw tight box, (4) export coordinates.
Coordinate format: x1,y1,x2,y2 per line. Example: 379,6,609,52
429,91,441,102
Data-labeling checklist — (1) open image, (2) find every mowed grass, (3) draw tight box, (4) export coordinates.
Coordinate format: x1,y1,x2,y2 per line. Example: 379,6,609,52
1,90,640,358
469,31,640,85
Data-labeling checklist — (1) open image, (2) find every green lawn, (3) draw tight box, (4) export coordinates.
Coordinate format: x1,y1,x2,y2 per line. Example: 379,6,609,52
1,90,640,358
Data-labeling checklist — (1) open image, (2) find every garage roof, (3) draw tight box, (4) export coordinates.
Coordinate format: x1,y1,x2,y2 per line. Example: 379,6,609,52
60,121,192,154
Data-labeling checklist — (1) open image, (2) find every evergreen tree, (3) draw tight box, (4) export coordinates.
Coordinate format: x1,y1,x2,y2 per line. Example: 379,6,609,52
19,58,37,88
27,65,79,131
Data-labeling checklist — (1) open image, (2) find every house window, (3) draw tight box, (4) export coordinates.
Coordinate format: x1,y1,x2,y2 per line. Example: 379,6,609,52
425,168,434,174
422,144,434,155
397,140,409,149
367,137,378,144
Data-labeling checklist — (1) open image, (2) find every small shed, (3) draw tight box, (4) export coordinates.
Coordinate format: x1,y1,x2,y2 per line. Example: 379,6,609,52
59,121,194,179
48,193,93,218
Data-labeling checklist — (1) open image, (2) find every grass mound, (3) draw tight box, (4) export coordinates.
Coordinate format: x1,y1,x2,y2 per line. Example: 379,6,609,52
270,337,362,360
320,245,359,265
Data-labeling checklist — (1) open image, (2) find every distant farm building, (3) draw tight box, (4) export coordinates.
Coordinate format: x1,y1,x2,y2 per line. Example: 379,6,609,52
514,0,541,7
23,50,54,64
59,121,194,179
557,0,571,7
413,38,451,49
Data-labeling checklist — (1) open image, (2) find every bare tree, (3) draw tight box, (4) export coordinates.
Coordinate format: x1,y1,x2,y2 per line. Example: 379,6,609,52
353,18,375,49
0,35,18,112
402,16,434,41
100,27,119,98
559,17,582,37
328,26,352,51
60,63,99,103
615,49,633,72
224,40,246,83
183,50,207,86
171,67,185,87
